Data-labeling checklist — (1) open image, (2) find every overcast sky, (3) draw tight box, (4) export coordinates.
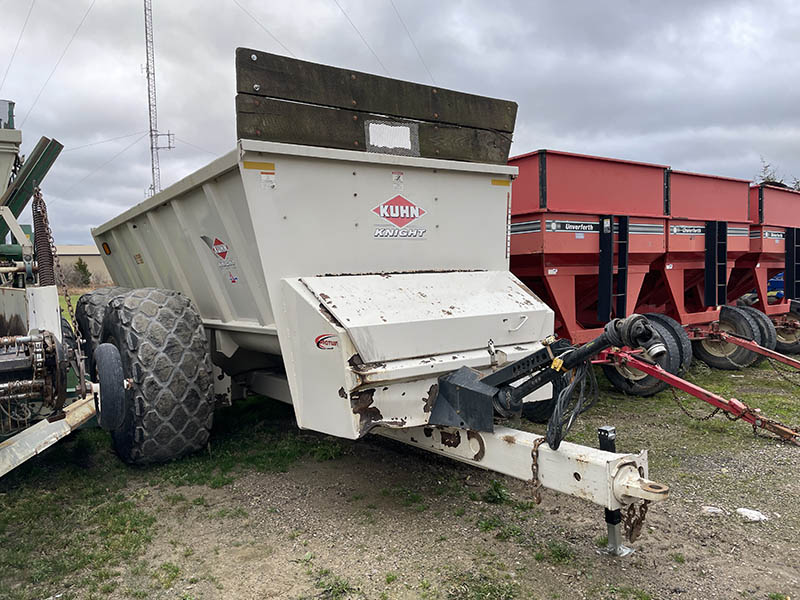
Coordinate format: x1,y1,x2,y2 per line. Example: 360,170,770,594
1,0,798,243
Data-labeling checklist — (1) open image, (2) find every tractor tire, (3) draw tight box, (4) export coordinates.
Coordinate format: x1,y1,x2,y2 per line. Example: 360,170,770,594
521,397,557,424
644,313,692,375
740,306,777,365
602,319,680,397
693,306,761,370
773,311,800,355
101,287,213,464
76,286,130,381
61,316,77,353
94,343,126,432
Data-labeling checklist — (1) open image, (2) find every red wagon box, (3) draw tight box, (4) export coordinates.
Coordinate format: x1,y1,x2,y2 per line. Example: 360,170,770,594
669,170,750,222
750,184,800,227
511,149,668,218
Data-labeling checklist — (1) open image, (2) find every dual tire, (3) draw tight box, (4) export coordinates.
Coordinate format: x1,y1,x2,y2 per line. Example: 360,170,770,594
77,287,214,464
692,306,767,370
601,316,683,397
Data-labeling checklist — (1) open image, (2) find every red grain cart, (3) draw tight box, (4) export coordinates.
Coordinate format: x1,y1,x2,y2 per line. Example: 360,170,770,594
510,150,676,395
727,184,800,353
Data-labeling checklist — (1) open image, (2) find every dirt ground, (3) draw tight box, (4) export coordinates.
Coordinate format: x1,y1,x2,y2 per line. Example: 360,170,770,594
2,361,799,600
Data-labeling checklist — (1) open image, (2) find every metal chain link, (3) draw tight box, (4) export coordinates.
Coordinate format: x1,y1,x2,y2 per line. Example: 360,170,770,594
670,386,721,421
623,499,650,542
530,437,546,505
31,188,78,335
765,355,800,388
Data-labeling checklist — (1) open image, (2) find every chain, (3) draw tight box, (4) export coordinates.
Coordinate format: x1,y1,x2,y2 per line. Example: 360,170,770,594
669,386,721,421
623,499,650,542
530,437,546,505
766,356,800,388
32,188,78,334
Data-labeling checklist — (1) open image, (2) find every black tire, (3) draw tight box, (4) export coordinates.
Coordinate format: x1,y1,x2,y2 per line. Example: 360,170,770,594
773,312,800,355
102,288,213,464
521,397,557,423
76,287,130,381
94,343,126,431
740,306,777,366
692,306,761,370
602,319,680,397
644,313,692,375
61,316,77,353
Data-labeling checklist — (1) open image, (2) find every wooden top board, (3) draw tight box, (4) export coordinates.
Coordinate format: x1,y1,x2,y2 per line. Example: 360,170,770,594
235,48,517,164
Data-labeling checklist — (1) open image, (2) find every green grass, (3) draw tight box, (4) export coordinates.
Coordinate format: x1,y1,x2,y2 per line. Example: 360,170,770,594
380,486,427,511
482,480,511,504
0,397,349,600
477,514,504,532
309,568,360,599
533,540,575,564
58,293,83,317
0,428,155,599
445,571,518,600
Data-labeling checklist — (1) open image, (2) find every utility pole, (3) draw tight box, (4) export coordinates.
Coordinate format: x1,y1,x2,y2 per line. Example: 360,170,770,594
144,0,173,196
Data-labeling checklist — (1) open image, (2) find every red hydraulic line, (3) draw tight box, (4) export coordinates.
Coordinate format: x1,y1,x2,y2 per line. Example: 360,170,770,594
598,349,800,446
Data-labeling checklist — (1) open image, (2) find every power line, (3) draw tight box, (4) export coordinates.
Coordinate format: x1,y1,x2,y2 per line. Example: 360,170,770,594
176,137,216,155
20,0,96,128
0,0,36,94
388,0,435,85
231,0,295,57
331,0,390,75
62,131,148,152
65,132,148,192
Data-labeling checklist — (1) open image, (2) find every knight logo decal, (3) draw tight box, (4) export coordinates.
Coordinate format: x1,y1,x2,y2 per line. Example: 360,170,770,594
315,334,338,350
372,194,427,239
201,235,241,283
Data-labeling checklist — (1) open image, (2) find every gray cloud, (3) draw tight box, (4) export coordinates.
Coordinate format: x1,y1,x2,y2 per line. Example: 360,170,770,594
1,0,798,243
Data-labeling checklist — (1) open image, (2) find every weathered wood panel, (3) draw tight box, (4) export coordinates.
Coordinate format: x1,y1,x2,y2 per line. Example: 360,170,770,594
236,95,512,164
235,48,517,133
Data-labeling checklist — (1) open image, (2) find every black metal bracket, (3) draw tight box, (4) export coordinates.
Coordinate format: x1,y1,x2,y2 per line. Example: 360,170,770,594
786,227,800,300
704,220,728,306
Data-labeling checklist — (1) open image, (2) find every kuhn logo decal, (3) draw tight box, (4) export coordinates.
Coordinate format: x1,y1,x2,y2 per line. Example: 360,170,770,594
315,334,338,350
200,235,240,282
372,195,426,228
372,195,427,240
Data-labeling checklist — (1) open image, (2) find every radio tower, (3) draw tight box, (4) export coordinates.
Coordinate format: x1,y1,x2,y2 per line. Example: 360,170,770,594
144,0,173,196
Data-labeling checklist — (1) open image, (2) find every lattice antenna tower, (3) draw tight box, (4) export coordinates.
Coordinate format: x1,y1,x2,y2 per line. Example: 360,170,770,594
144,0,174,196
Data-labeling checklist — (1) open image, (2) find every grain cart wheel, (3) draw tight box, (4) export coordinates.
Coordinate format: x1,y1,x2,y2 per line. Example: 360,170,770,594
521,396,557,423
94,343,126,431
773,311,800,355
76,286,130,381
61,316,77,353
692,306,761,370
644,313,692,375
101,288,213,464
602,319,680,397
740,306,777,366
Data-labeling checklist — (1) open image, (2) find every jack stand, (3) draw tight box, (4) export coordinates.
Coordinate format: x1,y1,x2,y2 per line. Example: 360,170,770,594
597,425,634,557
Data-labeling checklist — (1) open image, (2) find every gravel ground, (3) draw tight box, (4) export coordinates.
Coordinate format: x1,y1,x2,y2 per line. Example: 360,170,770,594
2,362,798,600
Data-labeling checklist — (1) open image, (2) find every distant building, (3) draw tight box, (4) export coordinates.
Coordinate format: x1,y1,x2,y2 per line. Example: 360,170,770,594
55,244,112,285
